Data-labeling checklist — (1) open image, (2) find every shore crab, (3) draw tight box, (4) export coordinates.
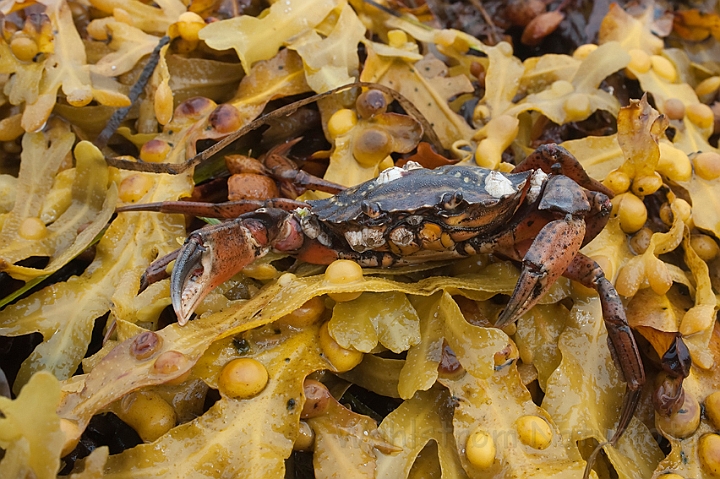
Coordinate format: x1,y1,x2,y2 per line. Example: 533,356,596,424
122,143,648,448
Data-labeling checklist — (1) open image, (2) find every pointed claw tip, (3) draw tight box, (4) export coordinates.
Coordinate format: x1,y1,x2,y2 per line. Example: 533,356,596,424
171,276,204,326
170,235,208,325
176,311,192,327
494,306,515,328
139,273,149,293
173,279,204,326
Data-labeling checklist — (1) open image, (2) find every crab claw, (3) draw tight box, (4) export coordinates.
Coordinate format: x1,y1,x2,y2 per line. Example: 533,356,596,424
496,215,585,327
171,223,256,325
171,234,210,325
170,210,297,324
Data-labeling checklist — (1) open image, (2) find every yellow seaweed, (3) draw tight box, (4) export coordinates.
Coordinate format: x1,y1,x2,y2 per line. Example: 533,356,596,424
199,0,338,74
0,371,63,479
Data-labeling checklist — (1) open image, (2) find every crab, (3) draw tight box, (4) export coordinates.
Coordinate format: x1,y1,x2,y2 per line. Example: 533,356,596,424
122,143,648,447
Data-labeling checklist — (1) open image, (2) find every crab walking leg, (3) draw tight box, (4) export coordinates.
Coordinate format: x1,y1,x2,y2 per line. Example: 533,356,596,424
496,215,586,326
140,249,180,291
581,190,613,246
118,198,307,218
564,252,645,445
170,208,303,324
513,143,614,198
654,333,692,417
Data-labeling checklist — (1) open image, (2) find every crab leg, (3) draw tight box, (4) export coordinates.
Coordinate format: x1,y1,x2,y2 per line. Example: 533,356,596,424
117,198,307,218
264,144,346,196
513,143,614,198
169,208,302,324
140,249,179,291
654,333,691,416
564,252,644,445
581,190,613,245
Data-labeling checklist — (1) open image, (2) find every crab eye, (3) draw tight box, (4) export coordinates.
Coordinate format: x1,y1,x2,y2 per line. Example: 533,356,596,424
361,200,382,218
440,191,463,210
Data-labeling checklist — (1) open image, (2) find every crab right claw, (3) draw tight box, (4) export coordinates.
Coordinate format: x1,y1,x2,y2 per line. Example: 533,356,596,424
167,209,298,324
496,215,586,327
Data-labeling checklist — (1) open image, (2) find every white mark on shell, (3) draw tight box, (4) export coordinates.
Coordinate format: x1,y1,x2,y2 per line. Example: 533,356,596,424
317,231,333,247
376,162,423,186
478,243,494,254
403,161,423,171
300,214,332,246
344,228,386,252
406,215,423,226
485,170,516,198
295,207,311,218
390,227,414,246
527,170,548,203
300,214,320,239
364,228,386,248
344,230,364,250
376,167,405,185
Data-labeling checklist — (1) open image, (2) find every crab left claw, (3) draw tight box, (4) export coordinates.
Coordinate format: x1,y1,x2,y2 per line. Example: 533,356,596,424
171,233,212,325
169,209,300,324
